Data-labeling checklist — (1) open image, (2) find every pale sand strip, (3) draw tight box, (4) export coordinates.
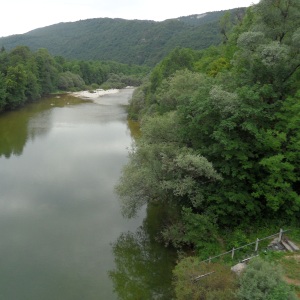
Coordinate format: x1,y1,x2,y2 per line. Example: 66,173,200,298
71,89,119,99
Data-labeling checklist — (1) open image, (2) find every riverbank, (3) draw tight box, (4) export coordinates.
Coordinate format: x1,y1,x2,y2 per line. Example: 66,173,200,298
71,88,119,99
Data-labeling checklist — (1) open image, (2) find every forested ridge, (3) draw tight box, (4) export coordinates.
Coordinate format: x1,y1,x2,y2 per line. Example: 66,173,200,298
116,0,300,298
0,9,243,66
0,46,148,111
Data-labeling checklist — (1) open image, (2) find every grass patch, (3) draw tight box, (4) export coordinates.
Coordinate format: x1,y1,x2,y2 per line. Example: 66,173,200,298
281,254,300,281
286,228,300,244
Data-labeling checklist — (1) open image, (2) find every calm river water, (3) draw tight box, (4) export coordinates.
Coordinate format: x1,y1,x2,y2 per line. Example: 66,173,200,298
0,89,175,300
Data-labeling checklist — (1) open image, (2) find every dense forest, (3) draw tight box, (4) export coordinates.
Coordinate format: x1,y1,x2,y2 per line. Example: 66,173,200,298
115,0,300,298
0,46,148,111
0,9,243,66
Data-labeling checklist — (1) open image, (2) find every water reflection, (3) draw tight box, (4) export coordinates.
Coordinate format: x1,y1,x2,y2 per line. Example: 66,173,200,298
0,89,176,299
0,110,30,157
109,204,177,300
0,95,86,158
126,120,141,140
109,108,176,299
0,89,150,299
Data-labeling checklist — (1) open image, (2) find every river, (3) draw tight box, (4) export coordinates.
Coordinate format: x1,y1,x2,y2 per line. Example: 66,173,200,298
0,88,175,300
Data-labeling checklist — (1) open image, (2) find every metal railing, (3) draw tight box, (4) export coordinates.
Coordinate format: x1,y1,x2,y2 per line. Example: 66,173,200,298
200,228,289,264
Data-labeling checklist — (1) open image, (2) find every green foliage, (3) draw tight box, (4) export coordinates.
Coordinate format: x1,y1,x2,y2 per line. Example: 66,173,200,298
236,257,297,300
115,111,183,217
173,257,237,300
206,57,230,77
120,0,300,253
127,83,149,120
150,47,197,93
116,111,221,218
254,0,300,43
182,208,221,256
5,64,27,109
100,73,143,90
57,71,85,90
0,46,147,112
155,69,212,113
35,48,58,94
226,229,251,249
219,12,232,43
0,72,7,110
233,0,300,95
0,10,237,66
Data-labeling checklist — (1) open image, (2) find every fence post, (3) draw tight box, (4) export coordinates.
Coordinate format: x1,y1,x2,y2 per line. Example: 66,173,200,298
231,248,235,259
278,228,283,242
255,238,259,252
208,257,211,264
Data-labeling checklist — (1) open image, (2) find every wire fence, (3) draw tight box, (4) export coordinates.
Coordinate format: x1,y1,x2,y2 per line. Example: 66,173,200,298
200,228,289,265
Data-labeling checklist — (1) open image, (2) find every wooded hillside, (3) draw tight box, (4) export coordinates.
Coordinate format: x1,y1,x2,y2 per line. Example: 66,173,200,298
0,9,244,66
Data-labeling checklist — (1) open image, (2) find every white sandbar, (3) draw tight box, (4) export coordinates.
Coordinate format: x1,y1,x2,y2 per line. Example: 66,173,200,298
71,89,119,99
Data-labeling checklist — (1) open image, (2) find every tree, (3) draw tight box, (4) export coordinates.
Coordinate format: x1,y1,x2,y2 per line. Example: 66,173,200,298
155,69,213,113
150,47,196,93
0,72,6,110
254,0,300,43
35,48,58,94
9,46,32,66
219,12,232,43
115,111,221,218
5,64,27,109
127,82,148,120
24,70,41,101
233,0,300,94
57,71,85,90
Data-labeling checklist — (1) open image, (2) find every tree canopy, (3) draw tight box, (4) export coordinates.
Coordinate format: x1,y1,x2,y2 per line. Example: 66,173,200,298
0,9,244,66
116,0,300,253
0,46,148,112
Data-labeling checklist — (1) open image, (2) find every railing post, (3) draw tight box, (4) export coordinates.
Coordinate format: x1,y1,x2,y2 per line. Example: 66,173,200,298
199,228,285,265
255,238,259,252
278,228,283,242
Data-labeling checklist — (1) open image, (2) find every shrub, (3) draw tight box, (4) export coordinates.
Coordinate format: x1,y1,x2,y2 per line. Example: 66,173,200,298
236,257,297,300
173,257,237,300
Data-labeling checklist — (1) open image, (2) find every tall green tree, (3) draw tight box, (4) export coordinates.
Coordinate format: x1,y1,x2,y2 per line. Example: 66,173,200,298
4,64,27,109
150,47,196,93
0,72,6,110
116,111,221,218
35,48,58,94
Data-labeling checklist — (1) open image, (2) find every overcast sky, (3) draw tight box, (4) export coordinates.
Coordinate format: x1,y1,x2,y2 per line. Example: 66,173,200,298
1,0,260,37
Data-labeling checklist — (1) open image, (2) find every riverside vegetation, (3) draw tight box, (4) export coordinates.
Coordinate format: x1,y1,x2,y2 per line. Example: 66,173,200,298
0,46,148,112
116,0,300,298
1,0,300,298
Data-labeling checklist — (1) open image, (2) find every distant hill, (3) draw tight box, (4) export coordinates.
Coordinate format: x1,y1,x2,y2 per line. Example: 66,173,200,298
0,8,245,66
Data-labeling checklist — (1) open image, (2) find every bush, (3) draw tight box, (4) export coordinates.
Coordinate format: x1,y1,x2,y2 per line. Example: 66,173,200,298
236,257,297,300
173,257,237,300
